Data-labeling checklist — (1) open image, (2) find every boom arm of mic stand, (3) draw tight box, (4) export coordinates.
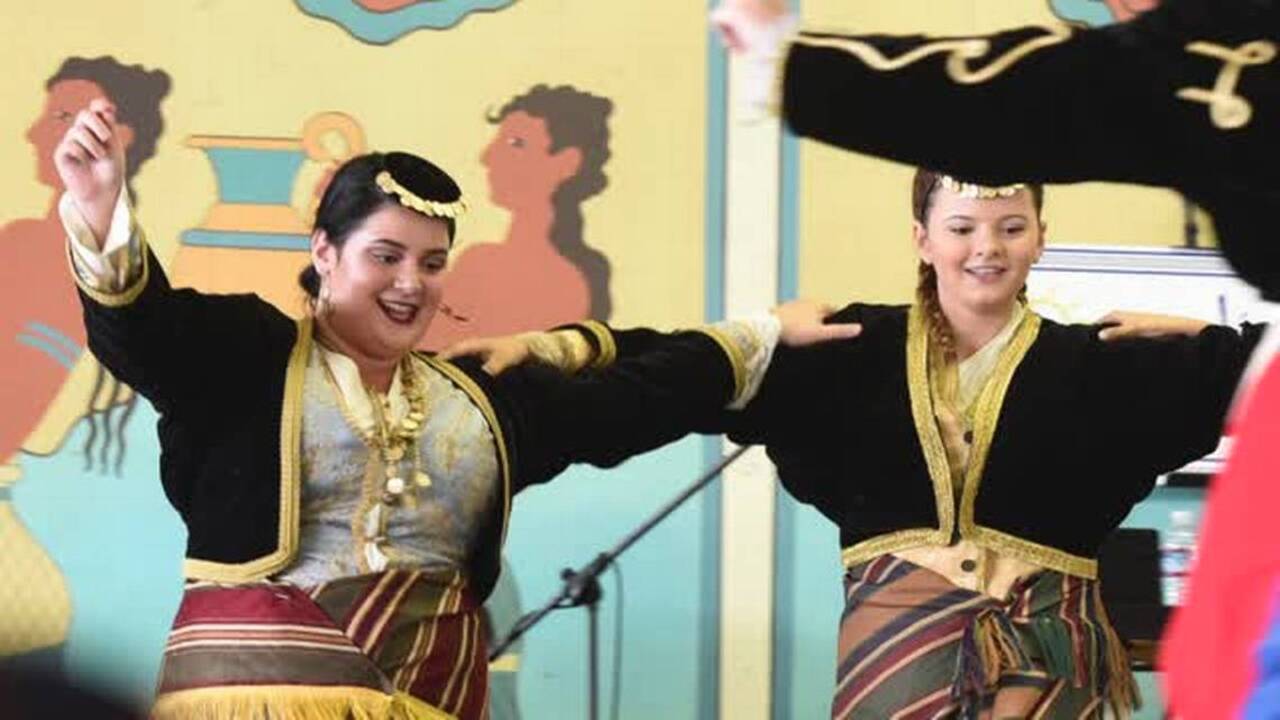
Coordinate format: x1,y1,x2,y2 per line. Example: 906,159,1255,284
488,443,751,662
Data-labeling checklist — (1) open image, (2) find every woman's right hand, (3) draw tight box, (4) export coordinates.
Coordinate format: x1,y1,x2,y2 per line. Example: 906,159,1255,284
54,98,126,245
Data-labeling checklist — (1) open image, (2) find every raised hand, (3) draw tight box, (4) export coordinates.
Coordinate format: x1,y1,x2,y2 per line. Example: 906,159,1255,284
53,98,126,245
711,0,788,53
773,299,862,347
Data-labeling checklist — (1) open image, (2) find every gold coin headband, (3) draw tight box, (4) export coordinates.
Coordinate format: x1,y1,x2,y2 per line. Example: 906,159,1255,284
939,174,1027,199
375,170,468,219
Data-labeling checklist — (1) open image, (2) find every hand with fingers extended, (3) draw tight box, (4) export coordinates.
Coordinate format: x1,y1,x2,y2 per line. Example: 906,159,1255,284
53,98,126,246
710,0,788,54
437,335,532,376
773,299,863,347
1096,311,1210,342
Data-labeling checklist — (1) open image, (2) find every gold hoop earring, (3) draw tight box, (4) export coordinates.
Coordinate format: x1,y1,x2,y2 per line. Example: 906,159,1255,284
317,275,334,318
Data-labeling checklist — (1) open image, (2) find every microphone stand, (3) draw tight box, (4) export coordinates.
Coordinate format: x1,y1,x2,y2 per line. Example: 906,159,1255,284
488,444,751,720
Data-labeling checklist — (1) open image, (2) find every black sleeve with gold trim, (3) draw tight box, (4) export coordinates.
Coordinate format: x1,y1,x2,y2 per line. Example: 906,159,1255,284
781,0,1280,295
719,303,867,449
77,244,296,414
483,327,740,491
783,22,1183,186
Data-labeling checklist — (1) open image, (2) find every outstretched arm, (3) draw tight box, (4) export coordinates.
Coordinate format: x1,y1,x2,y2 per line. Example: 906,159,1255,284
1094,319,1265,476
710,0,1256,190
58,102,292,413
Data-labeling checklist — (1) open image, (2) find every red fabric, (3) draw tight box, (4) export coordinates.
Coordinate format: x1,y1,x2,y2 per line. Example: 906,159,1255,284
1162,355,1280,719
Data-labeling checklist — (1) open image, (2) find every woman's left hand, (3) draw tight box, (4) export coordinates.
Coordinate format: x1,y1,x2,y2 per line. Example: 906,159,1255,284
1097,311,1210,341
437,335,531,375
774,299,863,347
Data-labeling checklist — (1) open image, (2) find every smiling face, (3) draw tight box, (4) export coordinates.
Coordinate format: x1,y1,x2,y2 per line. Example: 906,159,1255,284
312,202,451,362
914,185,1045,319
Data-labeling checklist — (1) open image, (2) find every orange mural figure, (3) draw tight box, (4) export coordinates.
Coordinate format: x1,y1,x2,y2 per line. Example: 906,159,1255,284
422,85,614,349
0,57,168,662
0,58,169,474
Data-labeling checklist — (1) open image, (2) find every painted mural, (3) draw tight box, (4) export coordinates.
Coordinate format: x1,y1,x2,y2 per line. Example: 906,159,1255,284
0,2,713,716
296,0,520,43
424,84,614,348
170,111,367,316
0,56,170,667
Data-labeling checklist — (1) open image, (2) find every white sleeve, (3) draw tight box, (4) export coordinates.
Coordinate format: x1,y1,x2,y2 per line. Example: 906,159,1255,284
60,188,141,293
704,312,783,410
735,12,800,120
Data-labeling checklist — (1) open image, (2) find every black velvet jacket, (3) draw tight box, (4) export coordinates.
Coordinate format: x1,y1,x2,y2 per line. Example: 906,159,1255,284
76,244,744,598
724,303,1260,577
780,0,1280,297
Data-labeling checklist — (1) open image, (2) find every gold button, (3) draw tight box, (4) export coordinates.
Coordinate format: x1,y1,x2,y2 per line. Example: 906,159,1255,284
960,559,978,572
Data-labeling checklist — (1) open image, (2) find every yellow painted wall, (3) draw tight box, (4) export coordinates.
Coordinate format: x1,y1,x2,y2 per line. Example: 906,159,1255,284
0,1,709,327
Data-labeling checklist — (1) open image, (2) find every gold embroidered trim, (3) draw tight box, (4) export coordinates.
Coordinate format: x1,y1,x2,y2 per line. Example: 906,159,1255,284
940,175,1027,199
970,526,1097,578
152,684,456,720
1176,40,1278,130
522,330,594,374
579,320,617,369
957,312,1041,541
67,221,151,308
842,527,1097,578
696,327,748,403
906,306,957,540
841,528,949,568
375,170,468,219
183,317,311,582
793,24,1073,85
866,309,1091,579
419,355,513,545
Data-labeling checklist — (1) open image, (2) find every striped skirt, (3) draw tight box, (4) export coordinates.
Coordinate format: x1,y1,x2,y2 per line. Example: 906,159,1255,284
152,568,488,720
833,556,1138,720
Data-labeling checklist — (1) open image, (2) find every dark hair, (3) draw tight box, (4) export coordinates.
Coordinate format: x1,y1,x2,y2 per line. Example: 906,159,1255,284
489,84,614,320
46,56,171,199
298,151,463,298
911,168,1044,357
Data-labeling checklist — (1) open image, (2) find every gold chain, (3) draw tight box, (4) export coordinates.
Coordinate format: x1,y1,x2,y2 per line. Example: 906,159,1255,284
317,351,435,507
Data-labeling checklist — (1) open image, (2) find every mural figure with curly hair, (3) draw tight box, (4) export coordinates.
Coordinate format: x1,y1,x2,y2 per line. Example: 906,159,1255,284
424,84,615,349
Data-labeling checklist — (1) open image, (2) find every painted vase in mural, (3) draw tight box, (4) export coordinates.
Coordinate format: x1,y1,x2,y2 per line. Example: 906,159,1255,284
183,112,365,251
174,112,366,315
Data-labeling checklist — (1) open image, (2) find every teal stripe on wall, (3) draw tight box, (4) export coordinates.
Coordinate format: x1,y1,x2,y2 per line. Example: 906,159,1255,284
701,4,730,717
771,98,803,720
771,4,845,717
181,230,310,251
